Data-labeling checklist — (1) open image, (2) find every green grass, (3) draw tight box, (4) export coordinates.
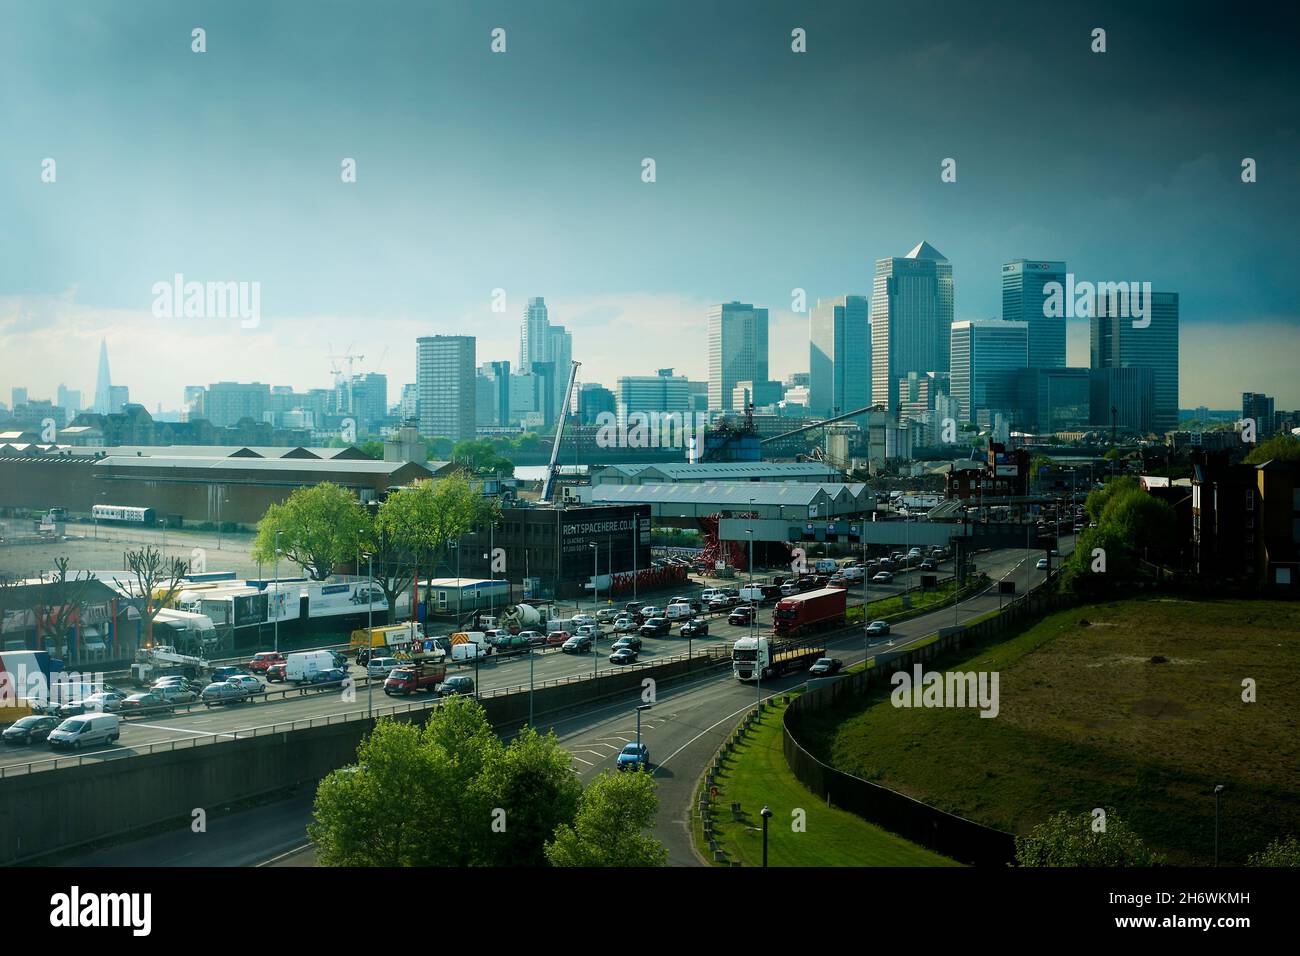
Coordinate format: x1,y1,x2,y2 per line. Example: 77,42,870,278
694,696,959,867
846,576,985,626
799,596,1300,865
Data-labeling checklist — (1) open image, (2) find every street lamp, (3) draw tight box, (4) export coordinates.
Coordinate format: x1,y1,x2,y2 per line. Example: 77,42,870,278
590,543,599,677
589,541,598,614
635,702,652,749
274,530,284,653
528,643,535,727
760,805,773,867
360,550,374,718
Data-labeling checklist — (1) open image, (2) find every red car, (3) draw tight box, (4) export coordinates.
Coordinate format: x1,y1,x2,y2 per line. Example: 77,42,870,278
246,651,286,673
545,630,571,647
265,662,287,683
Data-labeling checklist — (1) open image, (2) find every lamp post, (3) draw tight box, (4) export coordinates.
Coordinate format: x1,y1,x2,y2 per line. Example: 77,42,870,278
274,530,284,653
760,805,773,867
1214,784,1225,866
361,550,374,718
528,644,535,727
590,543,599,677
590,541,598,614
635,702,652,749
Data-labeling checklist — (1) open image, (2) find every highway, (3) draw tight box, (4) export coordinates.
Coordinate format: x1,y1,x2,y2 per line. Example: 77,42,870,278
48,539,1068,866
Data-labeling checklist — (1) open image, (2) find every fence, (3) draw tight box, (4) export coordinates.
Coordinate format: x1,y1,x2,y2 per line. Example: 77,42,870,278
780,585,1075,866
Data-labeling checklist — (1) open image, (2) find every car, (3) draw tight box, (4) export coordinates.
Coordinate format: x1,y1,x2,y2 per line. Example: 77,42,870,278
562,635,593,654
919,559,936,571
595,607,621,624
616,742,650,771
728,606,756,626
546,629,571,646
151,676,202,694
708,597,732,613
58,692,126,717
201,681,249,705
680,618,709,638
865,620,890,636
570,614,596,628
1049,548,1060,557
120,692,172,713
1,715,61,745
609,648,639,665
613,617,638,633
778,583,798,597
638,618,670,637
517,630,545,647
439,675,475,696
265,662,287,683
638,606,664,619
367,657,401,678
307,668,349,685
828,575,849,588
872,571,894,583
210,665,244,683
153,684,197,705
623,602,644,615
1036,558,1050,570
47,713,120,749
245,651,286,673
611,635,642,652
574,624,603,639
841,567,864,581
809,658,843,676
225,674,265,695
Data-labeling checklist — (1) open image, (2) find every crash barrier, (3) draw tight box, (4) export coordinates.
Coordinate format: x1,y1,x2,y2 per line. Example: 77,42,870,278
0,649,732,865
781,585,1074,867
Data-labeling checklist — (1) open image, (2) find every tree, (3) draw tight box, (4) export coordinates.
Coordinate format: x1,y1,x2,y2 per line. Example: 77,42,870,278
1103,447,1122,461
1083,475,1138,525
452,439,515,477
1246,835,1300,866
478,726,583,867
1243,433,1300,466
122,546,189,646
30,557,98,655
1015,809,1162,867
252,482,370,580
358,440,385,460
545,769,668,867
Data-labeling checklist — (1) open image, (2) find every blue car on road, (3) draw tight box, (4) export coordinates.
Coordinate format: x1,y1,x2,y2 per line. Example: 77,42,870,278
616,742,650,772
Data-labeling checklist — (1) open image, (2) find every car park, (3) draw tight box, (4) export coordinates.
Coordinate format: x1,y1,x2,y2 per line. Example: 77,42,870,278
562,635,593,654
1,715,61,745
612,635,642,652
440,675,475,696
120,692,173,713
616,742,650,771
865,620,890,636
872,571,894,583
609,647,639,665
809,658,843,676
728,606,756,626
638,618,670,637
679,618,709,638
201,682,248,705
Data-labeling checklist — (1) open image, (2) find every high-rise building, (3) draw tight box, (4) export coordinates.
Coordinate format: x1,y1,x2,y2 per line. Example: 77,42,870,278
949,320,1028,425
349,372,388,435
399,383,419,423
94,339,113,413
203,382,271,427
1091,290,1179,434
515,297,575,426
870,242,953,412
1017,367,1091,434
578,383,616,425
809,295,870,418
108,385,130,414
520,297,550,370
616,369,691,428
417,336,476,441
549,325,574,416
1090,367,1155,435
897,371,950,422
55,385,81,424
1242,392,1276,439
11,387,28,409
707,301,769,412
1002,259,1067,368
478,361,512,427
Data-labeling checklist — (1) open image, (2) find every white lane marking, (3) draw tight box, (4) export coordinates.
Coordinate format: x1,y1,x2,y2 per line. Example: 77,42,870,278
652,691,785,777
570,754,594,766
256,843,314,867
130,721,240,740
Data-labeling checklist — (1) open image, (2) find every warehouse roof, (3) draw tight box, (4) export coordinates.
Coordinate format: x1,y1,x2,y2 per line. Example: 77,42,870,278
71,444,374,460
583,481,871,508
92,456,428,476
591,461,841,483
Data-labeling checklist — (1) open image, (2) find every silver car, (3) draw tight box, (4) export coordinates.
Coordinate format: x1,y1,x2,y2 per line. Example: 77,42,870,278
201,681,249,705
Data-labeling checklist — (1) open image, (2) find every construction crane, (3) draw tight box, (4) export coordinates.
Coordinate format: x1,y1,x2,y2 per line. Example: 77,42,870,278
540,360,582,504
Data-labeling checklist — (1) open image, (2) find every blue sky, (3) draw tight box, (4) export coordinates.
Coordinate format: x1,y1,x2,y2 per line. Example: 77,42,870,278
2,0,1298,410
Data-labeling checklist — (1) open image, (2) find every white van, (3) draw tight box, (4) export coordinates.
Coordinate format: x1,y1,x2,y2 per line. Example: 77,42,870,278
665,602,693,621
699,589,724,604
285,650,336,684
48,713,120,750
451,642,488,662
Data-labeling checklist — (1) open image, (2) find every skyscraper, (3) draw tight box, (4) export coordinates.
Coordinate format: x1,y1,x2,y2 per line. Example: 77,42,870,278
417,335,476,441
515,297,575,425
617,369,691,428
1091,290,1179,434
1002,259,1067,368
94,339,113,413
519,297,550,369
949,319,1028,425
707,301,769,412
809,295,870,418
870,241,953,413
1242,392,1276,438
549,325,574,416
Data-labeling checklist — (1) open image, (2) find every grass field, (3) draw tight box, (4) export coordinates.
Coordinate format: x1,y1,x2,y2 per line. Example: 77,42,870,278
798,597,1300,864
695,696,959,867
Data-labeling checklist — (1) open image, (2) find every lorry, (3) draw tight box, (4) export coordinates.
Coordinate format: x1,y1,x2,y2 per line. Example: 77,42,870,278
499,602,558,635
285,650,338,684
350,622,424,654
771,587,847,638
153,608,219,655
383,653,448,696
731,636,827,682
130,645,210,686
449,631,491,659
179,585,258,613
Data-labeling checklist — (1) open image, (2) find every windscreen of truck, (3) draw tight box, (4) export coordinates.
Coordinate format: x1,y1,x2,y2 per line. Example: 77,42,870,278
732,648,757,662
774,607,798,619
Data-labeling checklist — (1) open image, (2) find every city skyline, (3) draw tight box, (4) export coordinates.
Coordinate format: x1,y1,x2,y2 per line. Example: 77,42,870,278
2,2,1297,409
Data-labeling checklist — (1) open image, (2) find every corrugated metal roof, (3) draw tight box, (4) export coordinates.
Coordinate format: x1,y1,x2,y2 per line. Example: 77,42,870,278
586,482,840,507
631,462,840,480
92,456,424,475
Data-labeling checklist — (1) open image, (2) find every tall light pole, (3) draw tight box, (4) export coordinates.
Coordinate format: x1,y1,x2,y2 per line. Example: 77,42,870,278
274,530,284,653
760,805,773,867
528,644,535,727
590,541,598,614
635,702,652,749
361,550,374,718
590,543,599,677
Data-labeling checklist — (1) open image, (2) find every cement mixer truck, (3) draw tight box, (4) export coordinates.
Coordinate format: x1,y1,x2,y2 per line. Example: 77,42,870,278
499,602,559,635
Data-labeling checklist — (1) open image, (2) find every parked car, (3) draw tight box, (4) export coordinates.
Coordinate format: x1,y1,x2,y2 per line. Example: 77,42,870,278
201,682,249,706
809,658,843,676
439,675,475,696
680,618,709,638
246,651,286,673
2,715,61,745
562,635,593,654
609,647,639,665
611,635,642,652
865,620,890,636
638,618,670,637
728,606,756,626
225,674,265,695
616,742,650,771
367,657,401,678
872,571,894,583
120,692,173,713
265,663,287,683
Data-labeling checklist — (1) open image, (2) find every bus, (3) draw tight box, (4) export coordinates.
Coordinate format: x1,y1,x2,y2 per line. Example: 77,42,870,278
91,505,157,524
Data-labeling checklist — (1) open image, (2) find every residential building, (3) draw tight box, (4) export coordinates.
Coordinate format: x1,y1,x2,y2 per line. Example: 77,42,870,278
416,335,476,441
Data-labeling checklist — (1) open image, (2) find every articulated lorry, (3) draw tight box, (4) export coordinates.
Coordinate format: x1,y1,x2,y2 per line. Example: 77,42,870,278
771,587,847,638
731,636,827,682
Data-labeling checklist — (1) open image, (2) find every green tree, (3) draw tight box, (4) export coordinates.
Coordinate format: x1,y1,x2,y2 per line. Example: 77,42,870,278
1083,475,1139,525
252,482,369,580
1242,433,1300,466
452,438,515,476
1103,447,1122,461
545,769,668,867
358,440,385,460
1246,835,1300,866
1015,809,1162,867
478,726,583,867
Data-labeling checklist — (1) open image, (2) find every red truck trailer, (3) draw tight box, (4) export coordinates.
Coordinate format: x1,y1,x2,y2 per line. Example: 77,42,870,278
771,587,847,638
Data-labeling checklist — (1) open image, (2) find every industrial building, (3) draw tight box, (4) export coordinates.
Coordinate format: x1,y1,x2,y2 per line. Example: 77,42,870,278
588,461,841,486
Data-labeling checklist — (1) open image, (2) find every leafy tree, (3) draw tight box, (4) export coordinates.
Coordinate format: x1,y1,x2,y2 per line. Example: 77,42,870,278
1242,433,1300,466
1103,447,1122,461
1015,809,1162,867
452,439,515,476
358,440,385,460
478,727,583,867
545,769,668,867
1246,835,1300,866
1083,475,1138,525
122,546,189,645
252,482,369,580
1102,488,1175,559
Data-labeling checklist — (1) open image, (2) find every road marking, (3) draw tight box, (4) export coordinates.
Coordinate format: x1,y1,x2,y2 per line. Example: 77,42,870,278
652,691,785,777
256,842,314,867
570,754,594,766
131,721,240,740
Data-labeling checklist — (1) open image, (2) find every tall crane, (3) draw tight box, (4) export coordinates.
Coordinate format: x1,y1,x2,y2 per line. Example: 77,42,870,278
540,360,582,504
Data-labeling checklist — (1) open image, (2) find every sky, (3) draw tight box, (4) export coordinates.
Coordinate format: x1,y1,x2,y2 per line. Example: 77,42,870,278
1,0,1298,411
